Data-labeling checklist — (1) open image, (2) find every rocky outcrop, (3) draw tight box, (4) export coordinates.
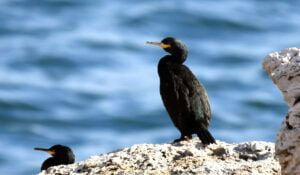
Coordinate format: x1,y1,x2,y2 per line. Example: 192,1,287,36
39,138,279,175
263,47,300,175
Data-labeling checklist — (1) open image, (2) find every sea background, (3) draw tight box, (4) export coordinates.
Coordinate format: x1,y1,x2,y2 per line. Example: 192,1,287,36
0,0,298,174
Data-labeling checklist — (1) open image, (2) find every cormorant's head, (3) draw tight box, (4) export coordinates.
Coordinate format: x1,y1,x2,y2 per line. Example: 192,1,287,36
146,37,188,63
34,144,75,160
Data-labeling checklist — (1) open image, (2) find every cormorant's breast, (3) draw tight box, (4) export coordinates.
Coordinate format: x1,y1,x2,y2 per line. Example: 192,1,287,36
40,153,75,171
157,55,175,79
41,158,60,171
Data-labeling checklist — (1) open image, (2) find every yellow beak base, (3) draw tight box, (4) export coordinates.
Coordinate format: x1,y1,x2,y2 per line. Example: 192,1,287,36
146,41,171,49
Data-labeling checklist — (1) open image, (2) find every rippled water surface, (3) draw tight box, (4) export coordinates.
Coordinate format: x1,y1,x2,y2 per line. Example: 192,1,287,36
1,0,299,174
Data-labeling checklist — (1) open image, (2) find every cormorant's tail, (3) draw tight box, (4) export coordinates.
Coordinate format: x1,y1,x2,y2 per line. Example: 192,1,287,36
196,129,216,145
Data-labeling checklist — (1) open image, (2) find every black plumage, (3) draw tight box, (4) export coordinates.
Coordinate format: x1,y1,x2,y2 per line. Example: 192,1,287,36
147,37,216,144
34,144,75,171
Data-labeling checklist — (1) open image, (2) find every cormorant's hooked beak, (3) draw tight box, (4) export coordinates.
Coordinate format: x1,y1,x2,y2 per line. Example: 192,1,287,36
146,41,171,49
34,148,55,156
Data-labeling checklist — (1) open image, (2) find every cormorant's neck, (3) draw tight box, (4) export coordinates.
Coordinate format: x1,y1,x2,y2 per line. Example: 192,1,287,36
170,49,188,64
54,155,74,162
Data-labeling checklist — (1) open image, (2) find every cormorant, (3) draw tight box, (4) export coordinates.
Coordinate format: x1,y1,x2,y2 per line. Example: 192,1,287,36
34,144,75,171
147,37,216,144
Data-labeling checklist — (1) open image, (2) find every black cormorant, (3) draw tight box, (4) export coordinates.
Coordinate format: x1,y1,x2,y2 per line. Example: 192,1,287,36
34,144,75,171
147,37,216,144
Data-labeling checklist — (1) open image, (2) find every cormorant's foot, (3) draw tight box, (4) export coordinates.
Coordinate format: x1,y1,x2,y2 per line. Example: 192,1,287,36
173,135,192,143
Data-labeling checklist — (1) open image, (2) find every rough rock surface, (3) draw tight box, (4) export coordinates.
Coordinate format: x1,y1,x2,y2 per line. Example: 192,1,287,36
263,47,300,175
39,138,279,175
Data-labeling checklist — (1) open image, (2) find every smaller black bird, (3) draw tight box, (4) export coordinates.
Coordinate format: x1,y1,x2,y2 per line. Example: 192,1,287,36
34,144,75,171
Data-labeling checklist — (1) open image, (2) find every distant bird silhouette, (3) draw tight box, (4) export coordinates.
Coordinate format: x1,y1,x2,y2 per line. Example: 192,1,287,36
147,37,216,144
34,144,75,171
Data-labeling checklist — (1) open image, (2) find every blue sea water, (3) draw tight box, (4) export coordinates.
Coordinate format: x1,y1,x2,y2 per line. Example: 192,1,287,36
1,0,299,174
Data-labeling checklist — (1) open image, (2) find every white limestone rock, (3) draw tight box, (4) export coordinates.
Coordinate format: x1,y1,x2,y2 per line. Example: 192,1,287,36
263,47,300,175
263,47,300,106
39,138,279,175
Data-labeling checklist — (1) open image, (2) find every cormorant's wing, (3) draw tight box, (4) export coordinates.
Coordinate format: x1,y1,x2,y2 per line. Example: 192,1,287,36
175,65,211,128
